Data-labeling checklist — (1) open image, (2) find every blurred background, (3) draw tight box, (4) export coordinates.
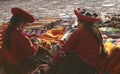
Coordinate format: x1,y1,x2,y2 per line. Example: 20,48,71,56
0,0,120,21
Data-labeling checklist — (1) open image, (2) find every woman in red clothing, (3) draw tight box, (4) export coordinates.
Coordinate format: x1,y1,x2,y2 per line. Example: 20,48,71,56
2,7,40,74
47,7,107,74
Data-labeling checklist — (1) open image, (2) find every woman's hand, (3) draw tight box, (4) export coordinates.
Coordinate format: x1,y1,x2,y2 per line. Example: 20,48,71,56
30,37,41,45
41,64,50,73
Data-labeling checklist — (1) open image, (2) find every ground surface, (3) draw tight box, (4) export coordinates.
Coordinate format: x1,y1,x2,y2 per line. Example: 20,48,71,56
0,0,120,21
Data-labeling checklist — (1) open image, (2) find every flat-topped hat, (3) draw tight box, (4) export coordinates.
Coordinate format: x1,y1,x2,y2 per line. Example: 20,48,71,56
74,7,101,23
11,7,35,23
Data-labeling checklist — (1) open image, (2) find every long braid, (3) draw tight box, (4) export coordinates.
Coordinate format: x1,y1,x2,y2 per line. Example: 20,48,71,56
85,23,108,58
78,18,107,58
84,23,101,44
3,25,14,48
3,15,27,49
78,18,101,44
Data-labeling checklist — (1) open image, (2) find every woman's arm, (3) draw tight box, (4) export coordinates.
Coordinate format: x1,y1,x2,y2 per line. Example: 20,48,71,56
16,32,39,58
52,30,79,63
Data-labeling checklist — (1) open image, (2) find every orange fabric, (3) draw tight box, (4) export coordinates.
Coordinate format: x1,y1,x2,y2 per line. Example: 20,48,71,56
0,24,8,65
39,28,65,49
43,27,65,40
99,46,120,74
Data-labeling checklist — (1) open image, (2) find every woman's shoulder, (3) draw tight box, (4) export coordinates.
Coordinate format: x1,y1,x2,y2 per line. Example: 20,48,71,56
10,28,25,39
74,27,88,34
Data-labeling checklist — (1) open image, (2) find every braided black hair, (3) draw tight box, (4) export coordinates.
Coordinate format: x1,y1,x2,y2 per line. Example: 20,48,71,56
78,18,108,58
3,14,27,49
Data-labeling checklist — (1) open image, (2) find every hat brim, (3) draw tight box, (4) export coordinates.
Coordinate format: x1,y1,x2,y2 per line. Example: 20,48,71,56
11,7,35,23
74,8,100,23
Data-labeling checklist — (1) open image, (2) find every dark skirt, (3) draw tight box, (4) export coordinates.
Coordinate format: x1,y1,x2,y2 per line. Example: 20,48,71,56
47,54,98,74
3,45,52,74
4,57,39,74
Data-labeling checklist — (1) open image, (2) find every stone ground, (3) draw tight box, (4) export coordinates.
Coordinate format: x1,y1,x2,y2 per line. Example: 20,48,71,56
0,0,120,21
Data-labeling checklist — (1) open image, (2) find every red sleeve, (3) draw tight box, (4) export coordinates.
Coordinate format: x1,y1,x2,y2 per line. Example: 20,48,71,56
16,32,38,58
52,30,79,63
61,30,78,53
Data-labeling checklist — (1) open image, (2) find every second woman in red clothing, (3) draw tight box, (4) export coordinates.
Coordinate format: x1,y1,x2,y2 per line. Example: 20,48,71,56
47,7,108,74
